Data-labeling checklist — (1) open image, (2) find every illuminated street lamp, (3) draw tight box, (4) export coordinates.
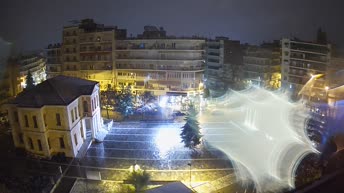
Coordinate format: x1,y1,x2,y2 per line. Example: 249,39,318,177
129,163,140,173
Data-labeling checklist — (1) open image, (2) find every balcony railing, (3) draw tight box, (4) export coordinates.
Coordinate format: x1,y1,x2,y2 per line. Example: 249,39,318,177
116,45,204,50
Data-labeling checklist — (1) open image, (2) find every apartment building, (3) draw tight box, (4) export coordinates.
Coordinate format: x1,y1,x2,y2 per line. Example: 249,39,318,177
243,42,281,89
205,37,243,96
281,38,331,98
46,43,62,79
59,19,126,90
5,76,101,158
115,37,205,96
0,54,46,104
46,20,206,96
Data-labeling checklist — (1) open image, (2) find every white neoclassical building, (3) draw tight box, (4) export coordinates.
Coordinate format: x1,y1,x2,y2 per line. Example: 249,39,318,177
5,75,101,158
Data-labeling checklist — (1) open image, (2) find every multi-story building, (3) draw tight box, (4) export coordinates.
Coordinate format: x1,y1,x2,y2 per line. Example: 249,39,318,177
115,37,205,96
205,37,243,96
281,38,331,98
243,42,281,89
5,75,101,158
0,54,46,104
45,43,62,79
59,19,126,90
47,20,206,96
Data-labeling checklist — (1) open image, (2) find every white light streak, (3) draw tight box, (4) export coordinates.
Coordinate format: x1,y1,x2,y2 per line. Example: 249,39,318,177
200,87,317,192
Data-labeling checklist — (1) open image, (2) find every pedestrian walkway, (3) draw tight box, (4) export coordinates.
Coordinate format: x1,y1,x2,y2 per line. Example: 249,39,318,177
76,137,93,159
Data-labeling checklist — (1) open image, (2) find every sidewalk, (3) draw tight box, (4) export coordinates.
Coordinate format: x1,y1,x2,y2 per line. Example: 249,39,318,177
76,137,93,159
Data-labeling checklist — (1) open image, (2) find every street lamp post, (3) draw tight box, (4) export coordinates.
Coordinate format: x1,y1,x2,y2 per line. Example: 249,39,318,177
187,162,192,188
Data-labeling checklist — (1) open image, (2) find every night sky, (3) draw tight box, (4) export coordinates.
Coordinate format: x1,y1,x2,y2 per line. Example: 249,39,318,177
1,0,344,52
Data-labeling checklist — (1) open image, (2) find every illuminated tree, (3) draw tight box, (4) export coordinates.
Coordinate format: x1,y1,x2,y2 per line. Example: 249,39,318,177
181,103,202,150
115,85,134,117
126,167,150,193
25,70,35,90
141,91,156,106
203,87,210,98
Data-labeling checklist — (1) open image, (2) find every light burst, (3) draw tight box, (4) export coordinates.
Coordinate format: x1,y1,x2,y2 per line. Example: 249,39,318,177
200,87,318,192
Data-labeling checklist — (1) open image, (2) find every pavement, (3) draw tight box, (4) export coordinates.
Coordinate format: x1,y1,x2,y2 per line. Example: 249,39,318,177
67,121,253,193
0,121,252,193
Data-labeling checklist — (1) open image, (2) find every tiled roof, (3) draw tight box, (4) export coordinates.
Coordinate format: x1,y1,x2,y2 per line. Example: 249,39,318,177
146,182,192,193
12,75,98,108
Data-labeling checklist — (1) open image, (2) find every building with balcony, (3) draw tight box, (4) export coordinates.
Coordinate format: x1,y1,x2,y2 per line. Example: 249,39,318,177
281,38,331,98
204,37,243,96
0,54,46,104
115,31,205,96
56,19,126,90
45,43,62,79
5,75,101,158
243,42,281,89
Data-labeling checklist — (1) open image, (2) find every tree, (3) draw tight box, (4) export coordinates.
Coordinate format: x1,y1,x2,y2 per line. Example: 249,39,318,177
102,85,116,119
115,85,134,117
141,91,156,106
180,103,202,150
203,87,210,99
25,70,35,90
127,167,150,193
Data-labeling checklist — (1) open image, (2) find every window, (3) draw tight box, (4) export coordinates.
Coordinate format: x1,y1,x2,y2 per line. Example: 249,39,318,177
59,137,65,149
74,107,78,119
71,109,74,122
28,137,34,149
44,114,47,127
80,127,84,139
83,101,88,113
48,138,51,149
24,115,29,127
14,111,18,122
33,116,38,128
56,113,61,126
74,133,78,146
19,133,24,144
37,140,42,151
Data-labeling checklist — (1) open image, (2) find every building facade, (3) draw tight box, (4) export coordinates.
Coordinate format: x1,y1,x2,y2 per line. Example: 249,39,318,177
46,43,62,79
243,43,281,89
115,38,205,96
281,39,331,98
61,19,124,90
46,20,206,96
205,37,243,96
0,54,46,104
5,76,101,158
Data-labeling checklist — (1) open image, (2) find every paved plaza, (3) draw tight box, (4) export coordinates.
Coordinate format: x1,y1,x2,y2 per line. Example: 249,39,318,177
1,121,254,192
68,121,253,192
